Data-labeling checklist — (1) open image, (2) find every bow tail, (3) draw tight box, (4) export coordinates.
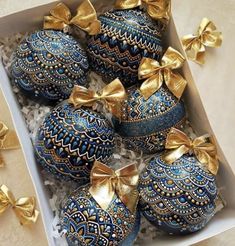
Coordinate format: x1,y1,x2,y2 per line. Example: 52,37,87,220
140,74,163,100
163,145,189,164
194,149,219,175
187,40,206,64
165,71,187,99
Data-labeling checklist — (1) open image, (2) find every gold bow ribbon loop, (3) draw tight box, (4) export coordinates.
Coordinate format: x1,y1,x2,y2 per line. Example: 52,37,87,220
68,78,127,118
182,18,222,64
138,47,187,100
0,185,39,225
115,0,171,25
44,0,101,35
0,122,20,167
163,128,219,175
89,161,139,213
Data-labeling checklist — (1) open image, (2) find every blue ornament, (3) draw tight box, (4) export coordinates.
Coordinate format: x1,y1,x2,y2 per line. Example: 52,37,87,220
62,184,140,245
11,30,89,103
34,102,115,183
138,153,218,235
87,8,163,87
113,85,186,154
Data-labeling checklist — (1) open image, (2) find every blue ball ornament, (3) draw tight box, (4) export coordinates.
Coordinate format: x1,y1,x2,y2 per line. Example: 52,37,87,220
87,8,163,87
113,85,186,154
34,102,115,183
62,184,140,245
138,153,218,235
11,30,89,103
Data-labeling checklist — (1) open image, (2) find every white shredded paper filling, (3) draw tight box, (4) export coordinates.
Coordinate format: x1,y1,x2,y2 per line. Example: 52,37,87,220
0,29,225,246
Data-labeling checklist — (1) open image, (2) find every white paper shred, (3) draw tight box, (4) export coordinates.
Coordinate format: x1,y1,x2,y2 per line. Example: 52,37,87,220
0,30,225,246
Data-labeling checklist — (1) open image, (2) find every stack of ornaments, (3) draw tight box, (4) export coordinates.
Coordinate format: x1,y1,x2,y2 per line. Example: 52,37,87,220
6,0,223,245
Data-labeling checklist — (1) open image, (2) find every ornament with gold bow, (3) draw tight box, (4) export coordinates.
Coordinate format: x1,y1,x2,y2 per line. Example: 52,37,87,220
68,78,127,119
43,0,101,35
138,47,187,100
182,18,222,64
0,185,39,225
115,0,171,29
0,122,20,167
163,128,219,176
89,161,139,213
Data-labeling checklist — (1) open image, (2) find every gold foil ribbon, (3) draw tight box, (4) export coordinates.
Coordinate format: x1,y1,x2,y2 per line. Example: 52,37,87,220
163,128,219,175
89,161,139,213
0,122,20,167
44,0,101,35
115,0,171,25
182,18,222,64
138,47,187,100
0,185,39,225
68,78,127,118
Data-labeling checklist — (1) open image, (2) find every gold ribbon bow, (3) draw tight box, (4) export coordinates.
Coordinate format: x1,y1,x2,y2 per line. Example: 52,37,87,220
0,122,20,167
115,0,171,25
89,161,139,213
138,47,187,100
68,78,127,118
43,0,101,35
163,128,219,175
182,18,222,64
0,185,39,225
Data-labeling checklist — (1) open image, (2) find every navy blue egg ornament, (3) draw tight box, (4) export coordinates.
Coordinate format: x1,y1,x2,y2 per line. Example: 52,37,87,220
113,85,186,154
35,78,127,183
11,1,101,103
34,102,115,183
87,6,166,87
62,161,140,245
11,30,89,103
113,47,187,154
138,151,219,235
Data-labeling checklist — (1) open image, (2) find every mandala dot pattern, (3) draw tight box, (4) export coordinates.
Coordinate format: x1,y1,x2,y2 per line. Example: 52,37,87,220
35,102,115,183
11,30,89,103
62,184,140,245
138,153,218,234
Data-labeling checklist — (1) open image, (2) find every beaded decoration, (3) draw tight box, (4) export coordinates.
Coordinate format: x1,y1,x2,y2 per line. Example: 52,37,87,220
11,30,89,103
35,102,115,183
63,184,140,245
139,154,218,234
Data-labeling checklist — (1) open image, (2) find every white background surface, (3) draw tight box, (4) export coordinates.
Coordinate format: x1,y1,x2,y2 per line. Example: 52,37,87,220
0,0,235,245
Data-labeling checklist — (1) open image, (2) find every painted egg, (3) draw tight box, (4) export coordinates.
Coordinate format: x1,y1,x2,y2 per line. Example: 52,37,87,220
87,8,163,87
11,30,89,103
62,184,140,245
138,153,218,235
113,85,186,154
34,102,115,183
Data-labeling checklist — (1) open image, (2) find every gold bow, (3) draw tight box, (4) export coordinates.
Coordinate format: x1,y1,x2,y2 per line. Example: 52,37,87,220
89,161,139,213
0,185,39,225
163,128,219,175
182,18,222,64
138,47,187,100
115,0,171,25
0,122,20,167
68,78,127,118
43,0,101,35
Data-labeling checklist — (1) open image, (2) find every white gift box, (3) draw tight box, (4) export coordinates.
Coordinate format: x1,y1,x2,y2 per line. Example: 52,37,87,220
0,1,235,245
